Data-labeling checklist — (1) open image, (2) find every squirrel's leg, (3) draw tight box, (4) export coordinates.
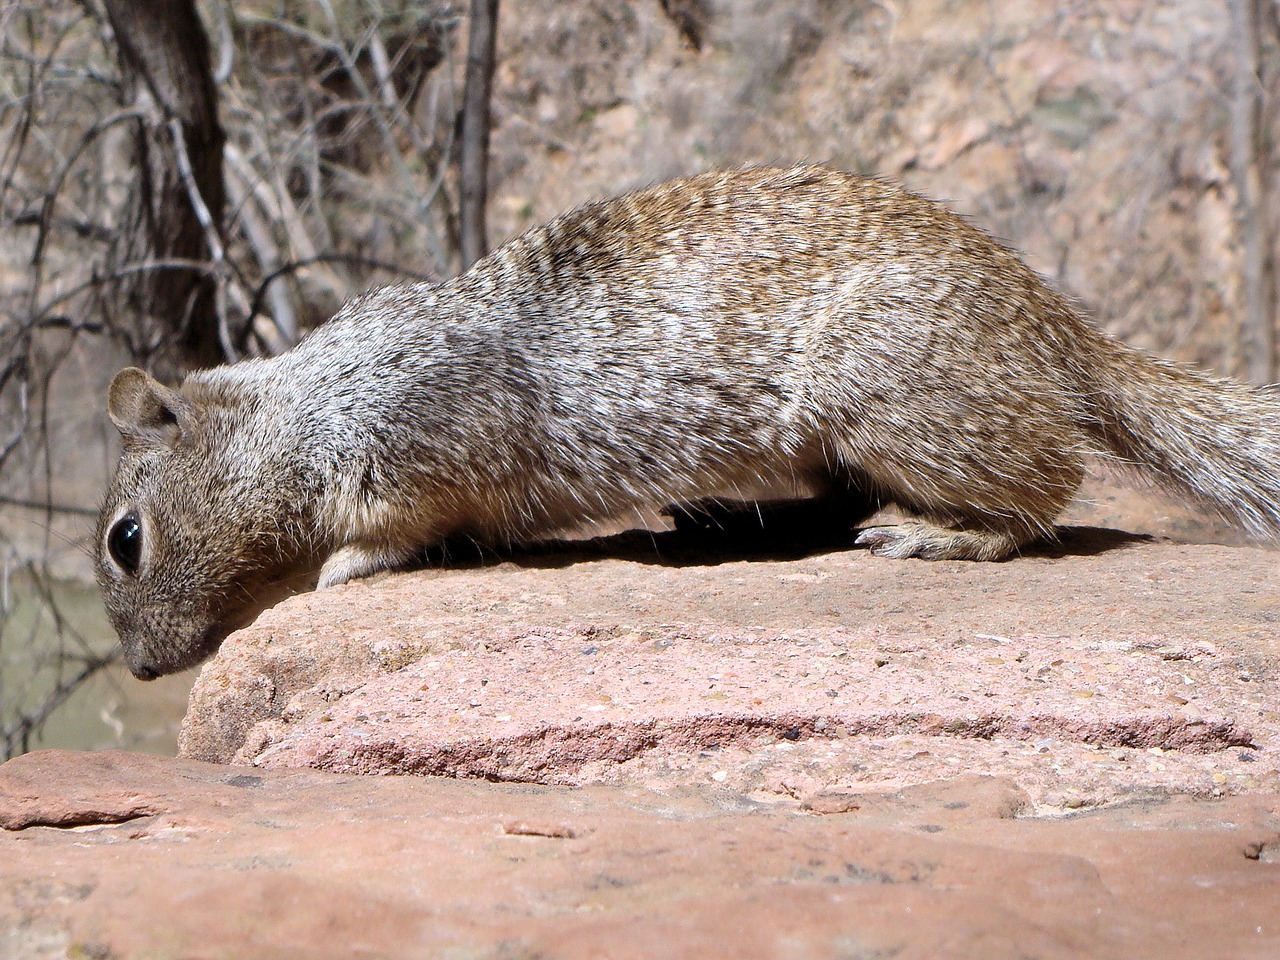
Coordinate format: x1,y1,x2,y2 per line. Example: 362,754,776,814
854,521,1032,561
824,420,1081,561
850,460,1079,561
318,542,418,587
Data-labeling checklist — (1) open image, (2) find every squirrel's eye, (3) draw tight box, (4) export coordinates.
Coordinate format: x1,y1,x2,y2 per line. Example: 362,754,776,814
108,514,143,576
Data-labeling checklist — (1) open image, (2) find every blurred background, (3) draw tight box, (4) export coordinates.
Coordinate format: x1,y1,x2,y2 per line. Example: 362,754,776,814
1,0,1277,758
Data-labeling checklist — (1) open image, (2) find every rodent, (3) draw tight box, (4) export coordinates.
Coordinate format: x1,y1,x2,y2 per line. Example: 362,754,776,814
95,164,1280,679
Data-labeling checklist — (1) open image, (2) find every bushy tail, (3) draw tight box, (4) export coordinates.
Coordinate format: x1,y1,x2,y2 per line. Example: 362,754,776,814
1077,334,1280,539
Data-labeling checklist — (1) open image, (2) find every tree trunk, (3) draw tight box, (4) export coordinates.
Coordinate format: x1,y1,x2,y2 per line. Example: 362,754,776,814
459,0,499,271
104,0,227,373
1229,0,1277,384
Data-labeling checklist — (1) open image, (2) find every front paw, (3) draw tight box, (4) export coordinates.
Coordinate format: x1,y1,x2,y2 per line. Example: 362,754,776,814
317,543,407,587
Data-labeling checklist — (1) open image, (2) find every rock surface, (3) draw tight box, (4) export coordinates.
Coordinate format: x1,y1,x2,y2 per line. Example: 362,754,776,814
181,527,1280,812
5,524,1280,958
2,749,1278,960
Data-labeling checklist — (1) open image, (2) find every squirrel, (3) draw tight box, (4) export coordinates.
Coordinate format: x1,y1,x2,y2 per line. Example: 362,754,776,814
96,165,1280,679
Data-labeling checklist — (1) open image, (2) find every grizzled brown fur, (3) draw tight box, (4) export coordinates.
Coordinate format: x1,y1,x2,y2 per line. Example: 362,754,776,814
96,166,1280,678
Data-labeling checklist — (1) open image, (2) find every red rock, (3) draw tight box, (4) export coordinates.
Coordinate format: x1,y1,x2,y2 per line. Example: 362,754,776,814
0,748,166,829
181,535,1280,810
2,750,1278,959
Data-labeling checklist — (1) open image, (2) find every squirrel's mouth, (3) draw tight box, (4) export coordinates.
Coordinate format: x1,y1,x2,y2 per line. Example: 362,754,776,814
203,620,236,649
128,660,161,682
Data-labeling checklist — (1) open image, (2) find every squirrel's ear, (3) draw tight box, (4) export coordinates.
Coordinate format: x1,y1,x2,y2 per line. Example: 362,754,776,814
107,367,192,447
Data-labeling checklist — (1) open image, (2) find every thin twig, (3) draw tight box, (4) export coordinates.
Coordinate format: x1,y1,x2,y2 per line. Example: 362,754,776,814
2,650,121,760
241,253,435,343
30,258,219,331
0,494,99,517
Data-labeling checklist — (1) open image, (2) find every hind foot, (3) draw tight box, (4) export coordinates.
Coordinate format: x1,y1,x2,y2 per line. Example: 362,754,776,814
855,521,1031,561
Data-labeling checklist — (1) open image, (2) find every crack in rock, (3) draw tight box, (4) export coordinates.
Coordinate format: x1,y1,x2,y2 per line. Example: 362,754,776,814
264,710,1251,780
1,801,162,832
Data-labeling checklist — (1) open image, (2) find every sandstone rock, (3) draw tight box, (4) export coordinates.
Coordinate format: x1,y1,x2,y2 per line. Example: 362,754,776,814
3,749,1279,960
181,531,1280,811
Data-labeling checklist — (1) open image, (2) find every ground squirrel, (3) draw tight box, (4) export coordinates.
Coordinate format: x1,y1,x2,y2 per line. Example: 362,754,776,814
96,165,1280,679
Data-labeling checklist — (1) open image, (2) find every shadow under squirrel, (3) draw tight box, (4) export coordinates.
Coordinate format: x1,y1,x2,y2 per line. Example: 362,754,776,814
96,165,1280,679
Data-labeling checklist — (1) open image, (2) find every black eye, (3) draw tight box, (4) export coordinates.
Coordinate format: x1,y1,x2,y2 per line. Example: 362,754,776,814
108,514,143,575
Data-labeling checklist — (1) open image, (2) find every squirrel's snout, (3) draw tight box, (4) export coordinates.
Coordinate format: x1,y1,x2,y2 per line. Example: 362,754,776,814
128,660,160,681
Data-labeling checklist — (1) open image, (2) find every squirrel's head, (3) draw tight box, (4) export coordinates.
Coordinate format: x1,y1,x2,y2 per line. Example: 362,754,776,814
96,367,319,679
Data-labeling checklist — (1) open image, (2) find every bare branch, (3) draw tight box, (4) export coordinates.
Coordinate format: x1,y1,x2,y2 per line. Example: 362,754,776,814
2,647,120,761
